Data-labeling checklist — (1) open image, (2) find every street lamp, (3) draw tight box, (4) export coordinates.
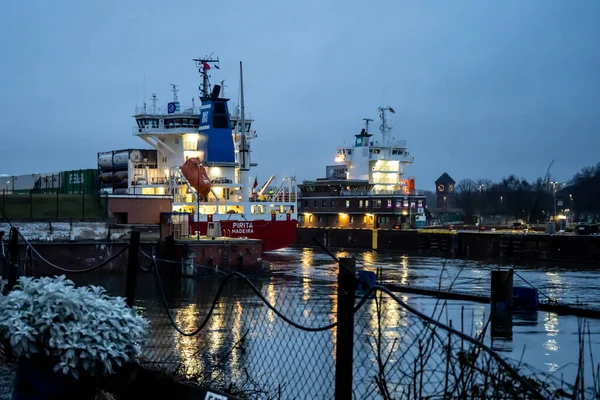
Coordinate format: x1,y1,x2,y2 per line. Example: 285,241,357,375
551,182,557,221
569,194,573,224
478,185,483,226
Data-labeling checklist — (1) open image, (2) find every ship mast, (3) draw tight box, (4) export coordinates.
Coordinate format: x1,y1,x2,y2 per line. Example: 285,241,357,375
363,118,374,134
193,55,220,98
238,61,250,202
378,106,395,146
169,84,179,102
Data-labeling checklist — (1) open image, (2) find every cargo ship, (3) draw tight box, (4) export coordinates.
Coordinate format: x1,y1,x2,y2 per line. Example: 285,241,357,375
298,107,427,230
98,57,297,252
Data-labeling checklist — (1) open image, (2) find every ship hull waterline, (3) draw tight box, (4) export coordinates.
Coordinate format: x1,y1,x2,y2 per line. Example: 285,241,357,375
190,219,297,252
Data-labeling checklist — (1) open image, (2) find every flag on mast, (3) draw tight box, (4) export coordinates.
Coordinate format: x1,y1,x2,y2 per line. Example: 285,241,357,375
253,176,258,190
202,62,211,70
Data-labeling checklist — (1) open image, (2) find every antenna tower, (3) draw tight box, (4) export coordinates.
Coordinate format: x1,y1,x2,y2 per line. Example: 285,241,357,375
169,84,179,102
192,55,220,98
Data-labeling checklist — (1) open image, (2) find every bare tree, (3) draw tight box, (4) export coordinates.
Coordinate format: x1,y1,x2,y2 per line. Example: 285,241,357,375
455,179,478,218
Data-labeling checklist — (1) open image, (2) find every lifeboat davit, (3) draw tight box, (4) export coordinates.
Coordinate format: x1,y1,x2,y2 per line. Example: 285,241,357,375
180,158,211,198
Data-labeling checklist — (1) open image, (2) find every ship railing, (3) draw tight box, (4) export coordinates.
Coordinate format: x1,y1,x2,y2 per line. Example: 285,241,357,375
249,194,297,203
339,190,414,196
134,105,201,115
370,139,408,149
132,125,199,135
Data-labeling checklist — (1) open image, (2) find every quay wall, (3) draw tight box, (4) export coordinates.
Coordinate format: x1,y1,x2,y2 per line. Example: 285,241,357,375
296,228,600,264
10,239,262,277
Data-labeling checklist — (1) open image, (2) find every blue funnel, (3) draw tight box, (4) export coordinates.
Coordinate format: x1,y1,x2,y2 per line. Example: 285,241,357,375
197,85,235,164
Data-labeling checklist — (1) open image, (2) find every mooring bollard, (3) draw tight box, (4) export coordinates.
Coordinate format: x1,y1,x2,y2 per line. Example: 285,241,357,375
125,231,140,307
490,269,514,341
335,257,356,400
490,269,513,311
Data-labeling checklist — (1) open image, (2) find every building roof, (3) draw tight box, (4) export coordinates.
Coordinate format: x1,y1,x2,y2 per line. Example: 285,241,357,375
435,172,455,185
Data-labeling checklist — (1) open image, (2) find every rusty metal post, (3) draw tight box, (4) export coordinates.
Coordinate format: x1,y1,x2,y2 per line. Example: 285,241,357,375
6,227,19,292
335,257,356,400
125,230,140,307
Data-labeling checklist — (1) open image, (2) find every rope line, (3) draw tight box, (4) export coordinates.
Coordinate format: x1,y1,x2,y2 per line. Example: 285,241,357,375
512,270,557,303
152,256,338,336
149,254,229,275
0,205,128,273
14,227,129,273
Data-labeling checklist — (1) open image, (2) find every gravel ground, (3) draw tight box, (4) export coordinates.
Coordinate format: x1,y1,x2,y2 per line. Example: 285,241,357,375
0,363,14,400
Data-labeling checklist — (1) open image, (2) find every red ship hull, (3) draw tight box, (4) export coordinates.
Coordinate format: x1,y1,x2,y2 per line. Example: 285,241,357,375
191,219,297,252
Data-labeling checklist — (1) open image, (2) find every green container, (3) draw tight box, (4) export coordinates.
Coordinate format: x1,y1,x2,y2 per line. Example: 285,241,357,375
59,169,99,194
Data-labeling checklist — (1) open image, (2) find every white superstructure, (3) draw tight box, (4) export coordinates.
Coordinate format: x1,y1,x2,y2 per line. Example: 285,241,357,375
333,107,415,194
123,58,297,225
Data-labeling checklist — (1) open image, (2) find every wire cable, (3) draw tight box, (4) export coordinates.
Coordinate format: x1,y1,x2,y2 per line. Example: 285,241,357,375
152,256,338,336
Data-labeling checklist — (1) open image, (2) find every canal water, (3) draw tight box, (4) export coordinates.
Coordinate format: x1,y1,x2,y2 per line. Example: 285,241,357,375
73,247,600,397
266,248,600,384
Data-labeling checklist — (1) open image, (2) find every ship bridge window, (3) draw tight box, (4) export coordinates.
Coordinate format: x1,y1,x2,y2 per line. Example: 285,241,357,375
231,121,237,130
245,122,251,132
373,149,381,154
139,119,159,128
347,149,352,155
392,150,398,155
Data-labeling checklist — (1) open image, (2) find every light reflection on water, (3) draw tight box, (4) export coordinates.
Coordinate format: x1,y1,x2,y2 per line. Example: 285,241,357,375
264,247,600,383
76,247,600,397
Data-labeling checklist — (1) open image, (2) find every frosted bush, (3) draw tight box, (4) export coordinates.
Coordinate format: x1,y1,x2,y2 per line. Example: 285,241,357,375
0,276,148,379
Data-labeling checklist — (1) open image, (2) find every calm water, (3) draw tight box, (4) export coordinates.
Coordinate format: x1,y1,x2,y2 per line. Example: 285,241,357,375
73,247,600,397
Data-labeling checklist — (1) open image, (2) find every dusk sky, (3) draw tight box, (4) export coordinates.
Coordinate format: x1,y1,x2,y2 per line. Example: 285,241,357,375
1,0,599,191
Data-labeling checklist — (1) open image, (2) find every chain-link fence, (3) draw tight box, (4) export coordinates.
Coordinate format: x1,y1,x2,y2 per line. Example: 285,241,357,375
138,254,339,398
2,224,599,399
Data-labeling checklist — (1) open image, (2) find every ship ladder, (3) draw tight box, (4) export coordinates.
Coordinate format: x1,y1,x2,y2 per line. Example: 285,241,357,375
222,239,231,270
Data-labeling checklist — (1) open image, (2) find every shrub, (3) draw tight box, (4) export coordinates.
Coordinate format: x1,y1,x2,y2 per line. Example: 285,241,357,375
0,276,148,380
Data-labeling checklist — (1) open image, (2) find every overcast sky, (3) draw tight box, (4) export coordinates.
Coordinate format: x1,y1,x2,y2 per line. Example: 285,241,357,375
1,0,598,190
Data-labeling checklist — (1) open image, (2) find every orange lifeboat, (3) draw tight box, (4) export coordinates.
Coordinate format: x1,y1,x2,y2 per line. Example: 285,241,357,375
408,178,416,193
180,158,211,198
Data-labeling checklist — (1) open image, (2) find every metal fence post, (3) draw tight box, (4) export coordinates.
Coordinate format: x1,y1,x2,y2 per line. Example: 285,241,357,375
125,230,140,307
29,190,33,219
6,227,19,292
335,257,356,400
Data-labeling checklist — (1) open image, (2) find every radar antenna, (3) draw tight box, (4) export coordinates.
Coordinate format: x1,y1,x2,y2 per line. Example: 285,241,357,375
192,55,220,98
362,118,374,134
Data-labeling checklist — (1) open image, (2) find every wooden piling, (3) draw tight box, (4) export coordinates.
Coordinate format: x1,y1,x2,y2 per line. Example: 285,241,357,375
335,257,356,400
125,231,140,307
